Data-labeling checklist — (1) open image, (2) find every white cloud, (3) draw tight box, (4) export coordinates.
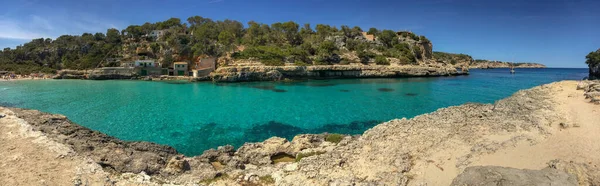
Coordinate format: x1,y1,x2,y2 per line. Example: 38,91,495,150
0,12,124,41
0,18,50,39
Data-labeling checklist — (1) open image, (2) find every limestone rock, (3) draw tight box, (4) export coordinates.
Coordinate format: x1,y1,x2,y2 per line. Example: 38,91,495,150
290,134,325,152
211,65,466,82
164,156,190,174
547,159,600,185
199,145,235,163
265,70,282,81
235,137,293,165
451,166,578,186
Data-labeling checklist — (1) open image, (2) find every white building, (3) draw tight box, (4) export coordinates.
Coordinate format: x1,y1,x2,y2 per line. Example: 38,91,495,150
121,61,135,67
134,59,157,67
149,30,168,38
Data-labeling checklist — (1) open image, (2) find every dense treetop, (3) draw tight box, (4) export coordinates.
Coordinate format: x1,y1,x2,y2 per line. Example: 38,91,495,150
586,49,600,67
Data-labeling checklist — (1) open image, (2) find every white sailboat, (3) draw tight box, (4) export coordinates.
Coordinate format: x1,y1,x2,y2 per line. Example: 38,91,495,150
510,56,516,74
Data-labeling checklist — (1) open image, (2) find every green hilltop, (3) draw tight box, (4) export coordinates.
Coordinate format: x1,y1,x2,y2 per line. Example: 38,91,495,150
0,16,436,74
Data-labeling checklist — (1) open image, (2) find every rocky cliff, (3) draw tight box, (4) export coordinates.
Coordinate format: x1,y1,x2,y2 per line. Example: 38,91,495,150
210,64,466,82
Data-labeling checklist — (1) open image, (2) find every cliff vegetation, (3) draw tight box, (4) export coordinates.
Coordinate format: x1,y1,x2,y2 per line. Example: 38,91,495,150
0,16,434,74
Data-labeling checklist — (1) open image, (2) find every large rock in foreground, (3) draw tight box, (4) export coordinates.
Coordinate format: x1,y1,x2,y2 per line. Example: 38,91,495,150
451,166,578,186
211,65,466,82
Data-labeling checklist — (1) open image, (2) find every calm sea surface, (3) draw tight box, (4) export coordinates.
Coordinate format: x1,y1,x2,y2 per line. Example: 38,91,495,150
0,68,588,155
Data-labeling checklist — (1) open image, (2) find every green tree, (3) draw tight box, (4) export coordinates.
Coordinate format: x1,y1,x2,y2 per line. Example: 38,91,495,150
317,40,337,56
586,49,600,66
367,28,379,35
157,18,182,29
106,28,121,44
187,16,211,27
315,24,334,38
281,21,301,46
377,30,398,48
218,31,236,51
300,23,314,36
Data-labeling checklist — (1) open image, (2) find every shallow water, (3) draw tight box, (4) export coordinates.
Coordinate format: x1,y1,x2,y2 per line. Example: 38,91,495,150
0,68,588,155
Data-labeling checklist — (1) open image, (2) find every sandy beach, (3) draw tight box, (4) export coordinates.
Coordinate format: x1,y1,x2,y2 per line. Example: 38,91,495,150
0,80,599,185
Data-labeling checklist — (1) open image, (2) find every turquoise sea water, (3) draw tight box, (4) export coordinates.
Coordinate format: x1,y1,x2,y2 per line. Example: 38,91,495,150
0,68,588,156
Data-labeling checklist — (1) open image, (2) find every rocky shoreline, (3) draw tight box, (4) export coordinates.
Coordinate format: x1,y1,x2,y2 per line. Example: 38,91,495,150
1,80,599,185
50,64,468,82
210,65,467,82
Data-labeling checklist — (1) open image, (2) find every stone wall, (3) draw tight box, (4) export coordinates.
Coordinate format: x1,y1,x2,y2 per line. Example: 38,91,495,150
89,67,137,80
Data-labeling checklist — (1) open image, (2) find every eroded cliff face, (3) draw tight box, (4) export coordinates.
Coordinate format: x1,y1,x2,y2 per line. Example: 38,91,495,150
418,41,434,60
210,65,466,82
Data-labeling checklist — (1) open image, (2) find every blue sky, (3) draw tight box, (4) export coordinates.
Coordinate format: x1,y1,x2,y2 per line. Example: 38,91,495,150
1,0,598,67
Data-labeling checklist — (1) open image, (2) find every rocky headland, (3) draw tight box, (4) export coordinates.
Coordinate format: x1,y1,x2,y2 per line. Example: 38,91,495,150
470,61,546,69
1,80,599,185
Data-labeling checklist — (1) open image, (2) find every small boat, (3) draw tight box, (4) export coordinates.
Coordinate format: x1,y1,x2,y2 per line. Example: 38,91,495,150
510,66,515,74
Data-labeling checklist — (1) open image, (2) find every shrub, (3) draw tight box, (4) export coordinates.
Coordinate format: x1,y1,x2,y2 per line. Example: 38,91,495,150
262,59,285,66
199,173,229,184
318,40,338,56
339,58,352,65
294,61,309,66
325,133,344,143
357,50,376,64
375,55,390,65
419,36,430,43
295,151,326,162
259,176,275,184
315,53,341,65
398,56,413,65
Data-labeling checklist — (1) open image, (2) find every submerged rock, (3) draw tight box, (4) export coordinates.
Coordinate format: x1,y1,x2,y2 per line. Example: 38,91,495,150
378,88,394,92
